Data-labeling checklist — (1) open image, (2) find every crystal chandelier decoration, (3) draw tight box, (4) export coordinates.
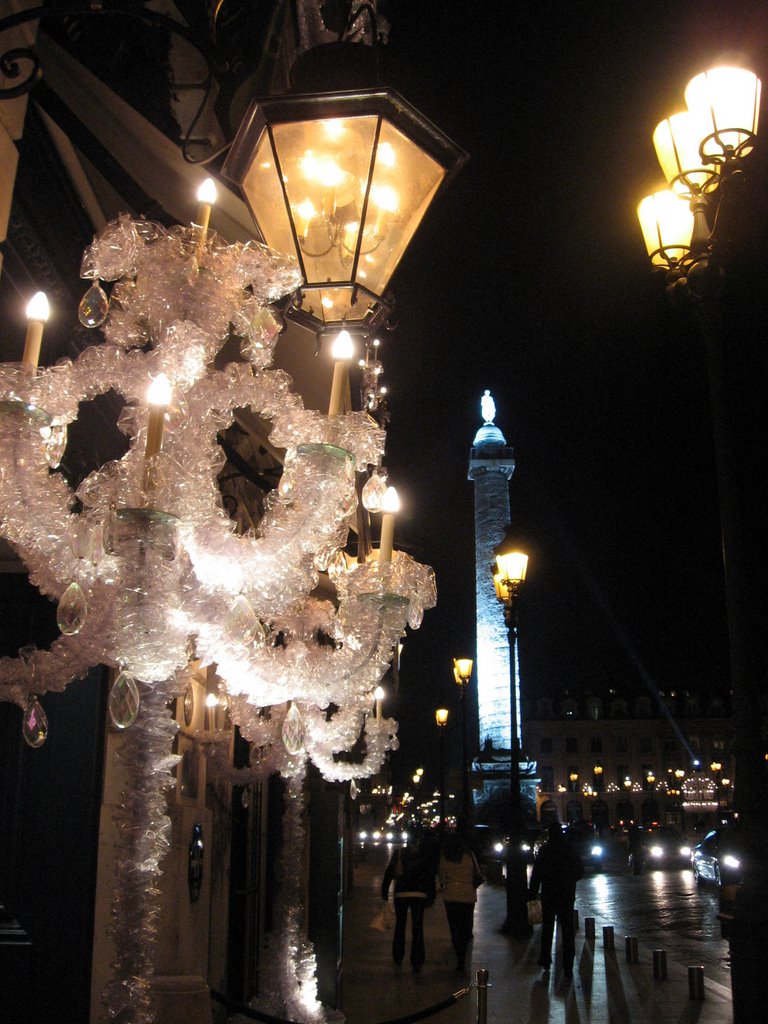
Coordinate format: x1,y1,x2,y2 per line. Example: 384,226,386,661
0,191,435,1022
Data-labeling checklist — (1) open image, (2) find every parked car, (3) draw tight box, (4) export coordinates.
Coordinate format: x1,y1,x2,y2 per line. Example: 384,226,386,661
691,828,743,888
643,826,692,869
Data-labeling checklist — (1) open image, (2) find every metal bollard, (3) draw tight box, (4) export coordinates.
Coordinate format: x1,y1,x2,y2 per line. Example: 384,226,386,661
573,909,580,932
688,965,705,1001
584,916,596,940
602,925,615,950
653,949,667,980
476,968,489,1024
625,936,639,963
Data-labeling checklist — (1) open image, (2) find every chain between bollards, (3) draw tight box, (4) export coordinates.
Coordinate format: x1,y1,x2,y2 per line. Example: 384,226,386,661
475,968,489,1024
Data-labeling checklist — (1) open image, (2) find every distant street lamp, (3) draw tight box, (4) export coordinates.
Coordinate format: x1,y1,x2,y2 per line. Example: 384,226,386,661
492,533,531,938
435,708,449,830
453,657,473,821
636,64,766,1023
557,784,567,822
593,763,604,792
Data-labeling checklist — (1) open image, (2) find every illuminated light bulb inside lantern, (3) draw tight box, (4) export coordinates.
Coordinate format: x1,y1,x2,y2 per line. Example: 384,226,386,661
343,221,360,250
26,291,50,323
321,296,334,309
281,702,306,755
295,198,317,238
377,141,396,168
322,119,345,141
331,329,354,361
196,177,217,206
371,184,399,235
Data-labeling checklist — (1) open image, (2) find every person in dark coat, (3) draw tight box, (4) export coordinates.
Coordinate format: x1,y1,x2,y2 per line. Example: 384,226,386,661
381,827,437,971
528,822,584,977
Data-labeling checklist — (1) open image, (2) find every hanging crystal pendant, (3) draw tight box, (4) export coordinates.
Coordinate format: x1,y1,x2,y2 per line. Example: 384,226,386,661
22,698,48,748
56,582,88,635
350,779,358,800
281,702,305,755
225,594,262,645
41,423,68,469
108,670,141,730
78,281,109,327
362,471,388,512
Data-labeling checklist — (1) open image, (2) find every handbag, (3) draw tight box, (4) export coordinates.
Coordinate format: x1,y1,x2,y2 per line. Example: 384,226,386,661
527,898,543,926
370,900,394,931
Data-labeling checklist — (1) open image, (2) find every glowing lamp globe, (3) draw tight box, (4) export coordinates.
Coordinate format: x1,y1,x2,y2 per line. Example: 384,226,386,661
223,89,466,331
637,190,694,267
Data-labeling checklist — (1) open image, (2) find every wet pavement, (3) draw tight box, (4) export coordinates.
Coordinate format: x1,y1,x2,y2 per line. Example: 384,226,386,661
341,846,733,1024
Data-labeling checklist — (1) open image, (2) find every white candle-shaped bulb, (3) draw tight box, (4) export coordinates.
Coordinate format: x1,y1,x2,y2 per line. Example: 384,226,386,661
328,328,354,416
195,177,217,256
374,685,385,721
22,291,50,372
379,485,400,564
142,374,172,493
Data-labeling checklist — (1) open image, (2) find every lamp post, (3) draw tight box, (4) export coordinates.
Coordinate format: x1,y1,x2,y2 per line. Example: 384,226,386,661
593,763,604,792
453,657,473,822
568,772,579,823
636,64,767,1022
492,534,531,938
435,708,449,831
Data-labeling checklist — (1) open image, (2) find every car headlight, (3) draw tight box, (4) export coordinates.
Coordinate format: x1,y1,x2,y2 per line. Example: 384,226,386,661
400,831,409,843
372,830,381,840
493,841,505,854
650,845,664,858
680,845,691,856
521,842,531,852
723,854,741,870
358,830,368,840
591,845,603,857
386,831,394,841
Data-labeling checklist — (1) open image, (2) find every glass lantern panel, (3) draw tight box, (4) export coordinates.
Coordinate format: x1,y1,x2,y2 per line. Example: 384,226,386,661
358,121,445,297
240,128,297,260
270,115,379,286
637,191,693,267
685,67,761,157
653,112,715,193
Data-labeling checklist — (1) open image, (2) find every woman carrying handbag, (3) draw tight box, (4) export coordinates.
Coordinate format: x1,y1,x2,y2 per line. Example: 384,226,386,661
438,832,484,972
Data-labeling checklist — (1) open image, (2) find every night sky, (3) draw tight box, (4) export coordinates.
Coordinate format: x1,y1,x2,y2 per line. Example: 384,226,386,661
372,3,768,788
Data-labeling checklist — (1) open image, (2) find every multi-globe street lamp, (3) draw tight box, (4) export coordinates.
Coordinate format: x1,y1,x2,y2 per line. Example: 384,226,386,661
453,657,474,822
636,64,766,1022
492,535,531,938
435,708,449,831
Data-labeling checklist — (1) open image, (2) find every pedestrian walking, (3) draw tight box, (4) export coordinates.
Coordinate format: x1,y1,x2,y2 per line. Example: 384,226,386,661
528,822,584,977
438,832,484,971
381,826,437,972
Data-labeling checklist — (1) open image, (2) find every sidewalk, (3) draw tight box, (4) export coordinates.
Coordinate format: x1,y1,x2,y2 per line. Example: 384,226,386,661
341,853,733,1024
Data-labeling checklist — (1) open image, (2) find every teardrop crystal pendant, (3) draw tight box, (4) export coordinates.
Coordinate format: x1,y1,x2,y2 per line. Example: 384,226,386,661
41,423,68,469
22,698,48,748
350,779,358,800
56,582,88,635
225,594,261,645
281,703,305,755
108,671,140,730
362,471,388,512
78,281,109,327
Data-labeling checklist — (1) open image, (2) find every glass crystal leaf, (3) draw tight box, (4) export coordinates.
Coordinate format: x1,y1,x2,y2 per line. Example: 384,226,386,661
225,594,261,645
350,779,358,800
281,703,305,755
57,582,88,635
108,671,141,730
22,699,48,748
78,282,109,327
41,424,68,469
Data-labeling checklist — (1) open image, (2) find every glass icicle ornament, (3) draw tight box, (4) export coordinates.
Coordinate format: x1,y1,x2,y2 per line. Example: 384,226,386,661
350,779,358,800
56,582,88,635
108,670,141,729
22,697,48,747
78,280,110,327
